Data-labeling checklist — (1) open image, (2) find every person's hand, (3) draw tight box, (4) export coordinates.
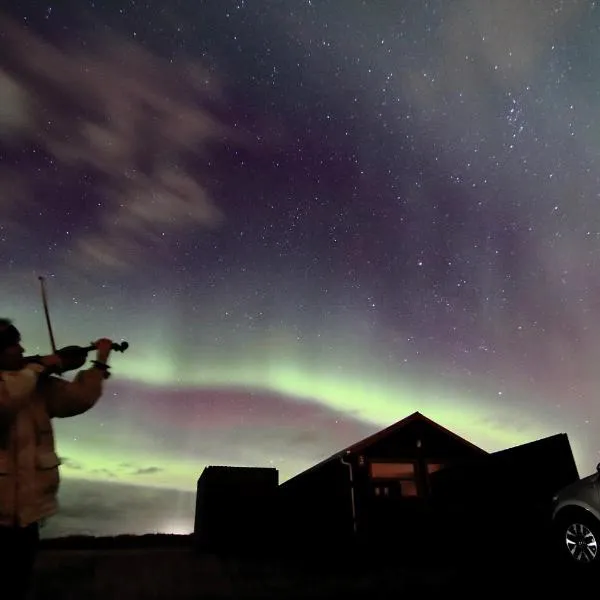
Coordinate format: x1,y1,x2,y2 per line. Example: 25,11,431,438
94,338,113,363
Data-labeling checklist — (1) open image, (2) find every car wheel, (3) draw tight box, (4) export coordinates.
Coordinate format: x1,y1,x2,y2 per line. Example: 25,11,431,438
556,513,600,566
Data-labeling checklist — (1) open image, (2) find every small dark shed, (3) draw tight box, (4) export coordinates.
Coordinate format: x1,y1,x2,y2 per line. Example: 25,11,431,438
277,411,488,547
194,466,279,552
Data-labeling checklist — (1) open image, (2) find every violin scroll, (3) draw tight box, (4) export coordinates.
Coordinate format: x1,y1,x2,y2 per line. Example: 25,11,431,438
86,341,129,353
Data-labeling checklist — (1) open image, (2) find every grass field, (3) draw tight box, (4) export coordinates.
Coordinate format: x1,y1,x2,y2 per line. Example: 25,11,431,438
32,547,448,599
28,534,597,599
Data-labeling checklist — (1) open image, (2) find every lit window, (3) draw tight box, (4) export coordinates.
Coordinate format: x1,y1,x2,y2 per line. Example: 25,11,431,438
399,480,418,497
371,461,420,498
370,462,415,479
427,463,444,474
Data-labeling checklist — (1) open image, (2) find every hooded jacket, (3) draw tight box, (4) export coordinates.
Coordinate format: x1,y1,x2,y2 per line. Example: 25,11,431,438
0,363,105,527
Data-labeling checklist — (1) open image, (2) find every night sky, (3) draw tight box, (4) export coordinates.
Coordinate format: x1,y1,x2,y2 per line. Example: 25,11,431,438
1,1,599,537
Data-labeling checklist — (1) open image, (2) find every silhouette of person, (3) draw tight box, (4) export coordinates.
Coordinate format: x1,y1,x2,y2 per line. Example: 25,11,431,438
0,318,113,599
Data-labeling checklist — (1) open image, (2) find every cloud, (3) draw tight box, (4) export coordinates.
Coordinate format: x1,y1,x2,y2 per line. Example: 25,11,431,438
90,468,120,479
0,166,35,234
395,0,586,161
59,457,85,471
438,0,584,85
59,455,165,483
41,478,196,538
133,466,164,476
0,68,31,138
0,15,242,272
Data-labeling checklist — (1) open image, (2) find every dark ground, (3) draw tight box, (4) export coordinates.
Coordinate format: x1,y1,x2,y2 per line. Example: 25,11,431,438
29,531,598,599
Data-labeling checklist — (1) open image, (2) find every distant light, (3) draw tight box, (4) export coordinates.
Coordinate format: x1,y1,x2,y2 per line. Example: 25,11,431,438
157,519,193,535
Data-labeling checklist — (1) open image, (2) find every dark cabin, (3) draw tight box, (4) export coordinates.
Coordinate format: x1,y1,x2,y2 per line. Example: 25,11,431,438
277,411,488,549
431,432,579,510
429,432,580,553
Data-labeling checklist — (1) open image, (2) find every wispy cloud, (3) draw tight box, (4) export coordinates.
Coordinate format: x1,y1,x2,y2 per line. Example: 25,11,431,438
0,15,242,271
133,466,164,476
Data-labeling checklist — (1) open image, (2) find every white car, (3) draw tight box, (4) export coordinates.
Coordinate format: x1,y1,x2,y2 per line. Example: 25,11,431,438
552,464,600,566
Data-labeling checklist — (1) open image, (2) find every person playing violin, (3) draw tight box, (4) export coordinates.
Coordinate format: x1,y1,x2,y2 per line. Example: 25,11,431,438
0,317,114,600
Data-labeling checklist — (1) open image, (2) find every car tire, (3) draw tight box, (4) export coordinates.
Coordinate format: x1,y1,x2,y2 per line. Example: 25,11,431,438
554,512,600,568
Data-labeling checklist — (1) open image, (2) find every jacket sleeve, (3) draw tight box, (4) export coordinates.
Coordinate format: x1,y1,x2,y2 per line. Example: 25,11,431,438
0,363,46,418
44,367,106,419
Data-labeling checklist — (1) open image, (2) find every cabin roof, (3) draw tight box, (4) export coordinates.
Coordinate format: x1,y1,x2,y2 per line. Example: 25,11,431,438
282,411,488,485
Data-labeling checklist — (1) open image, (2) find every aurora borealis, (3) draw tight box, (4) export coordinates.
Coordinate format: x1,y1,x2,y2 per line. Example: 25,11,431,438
2,1,600,537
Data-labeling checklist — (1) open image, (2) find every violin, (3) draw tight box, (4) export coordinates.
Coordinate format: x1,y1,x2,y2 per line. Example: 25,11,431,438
23,341,129,374
23,276,130,376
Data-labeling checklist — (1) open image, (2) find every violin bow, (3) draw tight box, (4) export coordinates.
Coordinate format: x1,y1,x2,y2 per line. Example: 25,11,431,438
38,276,58,354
